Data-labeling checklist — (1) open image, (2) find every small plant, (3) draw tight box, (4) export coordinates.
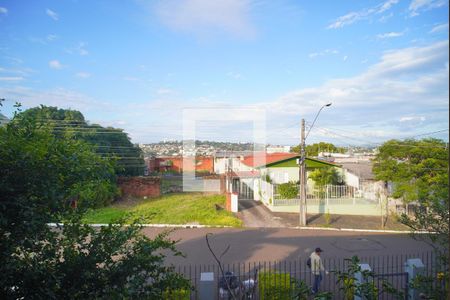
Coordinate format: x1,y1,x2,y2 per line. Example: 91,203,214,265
324,209,331,226
262,174,272,183
333,256,404,300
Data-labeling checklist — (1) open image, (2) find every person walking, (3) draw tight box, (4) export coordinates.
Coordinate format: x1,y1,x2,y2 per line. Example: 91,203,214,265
310,247,327,294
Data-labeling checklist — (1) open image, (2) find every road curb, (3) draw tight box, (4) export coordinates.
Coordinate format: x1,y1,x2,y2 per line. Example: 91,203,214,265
291,226,428,234
47,223,233,228
47,223,429,234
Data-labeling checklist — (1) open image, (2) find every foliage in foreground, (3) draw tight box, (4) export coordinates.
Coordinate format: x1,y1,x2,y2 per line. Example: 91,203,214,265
333,256,404,300
373,138,449,298
2,216,190,299
0,101,190,299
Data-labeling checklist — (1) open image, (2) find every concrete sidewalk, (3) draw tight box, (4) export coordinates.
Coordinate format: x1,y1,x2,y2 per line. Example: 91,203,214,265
237,199,408,231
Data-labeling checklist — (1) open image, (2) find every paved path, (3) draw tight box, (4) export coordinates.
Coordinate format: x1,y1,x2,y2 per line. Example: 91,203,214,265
237,200,285,227
141,227,433,265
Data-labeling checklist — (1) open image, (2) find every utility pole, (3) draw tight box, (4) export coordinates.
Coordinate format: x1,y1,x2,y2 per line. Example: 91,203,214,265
298,103,332,227
299,119,307,226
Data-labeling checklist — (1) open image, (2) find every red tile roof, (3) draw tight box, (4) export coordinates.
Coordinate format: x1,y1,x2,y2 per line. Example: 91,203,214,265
241,152,298,168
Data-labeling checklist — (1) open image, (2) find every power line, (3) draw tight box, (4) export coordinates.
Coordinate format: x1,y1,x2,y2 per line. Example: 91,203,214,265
310,124,448,149
405,129,449,139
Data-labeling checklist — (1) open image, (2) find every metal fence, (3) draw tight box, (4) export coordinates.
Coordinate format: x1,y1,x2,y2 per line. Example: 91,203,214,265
168,251,443,300
272,184,381,207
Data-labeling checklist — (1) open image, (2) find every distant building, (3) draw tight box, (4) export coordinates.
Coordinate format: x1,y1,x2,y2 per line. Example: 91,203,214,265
266,145,291,153
146,156,214,174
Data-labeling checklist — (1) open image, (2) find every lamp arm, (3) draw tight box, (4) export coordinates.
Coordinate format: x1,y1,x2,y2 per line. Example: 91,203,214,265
305,106,325,140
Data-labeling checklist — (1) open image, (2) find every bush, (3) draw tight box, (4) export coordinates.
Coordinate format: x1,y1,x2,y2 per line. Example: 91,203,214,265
258,272,294,300
277,181,299,199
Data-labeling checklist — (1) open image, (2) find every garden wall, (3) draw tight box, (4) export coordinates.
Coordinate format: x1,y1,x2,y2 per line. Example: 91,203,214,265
118,176,161,198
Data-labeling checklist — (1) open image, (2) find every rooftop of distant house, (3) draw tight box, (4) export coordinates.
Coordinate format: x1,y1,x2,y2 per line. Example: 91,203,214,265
341,161,375,180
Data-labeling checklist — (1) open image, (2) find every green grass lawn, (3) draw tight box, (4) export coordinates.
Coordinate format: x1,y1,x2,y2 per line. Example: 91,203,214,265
83,193,242,227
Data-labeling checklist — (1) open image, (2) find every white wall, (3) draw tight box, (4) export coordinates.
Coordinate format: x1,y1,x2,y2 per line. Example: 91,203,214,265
214,157,254,174
344,170,360,188
214,157,228,174
264,167,299,184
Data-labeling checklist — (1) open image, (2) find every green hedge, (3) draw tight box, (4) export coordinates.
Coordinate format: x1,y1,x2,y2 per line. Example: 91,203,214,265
277,181,299,199
258,272,295,300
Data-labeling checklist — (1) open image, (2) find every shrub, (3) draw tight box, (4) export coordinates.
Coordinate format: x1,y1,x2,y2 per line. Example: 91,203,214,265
277,181,299,199
258,272,294,300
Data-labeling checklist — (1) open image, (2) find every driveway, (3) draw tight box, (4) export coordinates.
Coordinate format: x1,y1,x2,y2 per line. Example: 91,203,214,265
237,200,285,227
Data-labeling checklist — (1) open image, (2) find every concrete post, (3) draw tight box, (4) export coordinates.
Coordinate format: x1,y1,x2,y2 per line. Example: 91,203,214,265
354,263,371,300
405,258,425,300
231,192,238,212
199,272,215,300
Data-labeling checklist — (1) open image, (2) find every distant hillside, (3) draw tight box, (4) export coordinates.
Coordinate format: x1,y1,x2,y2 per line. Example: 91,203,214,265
141,140,260,156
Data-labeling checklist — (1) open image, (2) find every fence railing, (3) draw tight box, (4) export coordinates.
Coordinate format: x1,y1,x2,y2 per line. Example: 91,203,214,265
272,184,381,207
169,251,442,300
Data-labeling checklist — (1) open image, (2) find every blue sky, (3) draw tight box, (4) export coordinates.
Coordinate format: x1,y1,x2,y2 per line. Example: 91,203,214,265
0,0,448,146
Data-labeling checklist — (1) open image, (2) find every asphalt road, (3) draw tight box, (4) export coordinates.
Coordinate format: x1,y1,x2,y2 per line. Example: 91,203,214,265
142,227,433,265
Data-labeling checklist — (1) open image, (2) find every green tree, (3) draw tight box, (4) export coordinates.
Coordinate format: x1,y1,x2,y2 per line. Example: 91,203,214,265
15,105,145,176
0,103,189,299
309,167,343,187
373,138,449,298
291,142,346,156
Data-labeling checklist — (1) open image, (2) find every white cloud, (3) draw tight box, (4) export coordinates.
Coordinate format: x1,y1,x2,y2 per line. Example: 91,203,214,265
46,8,59,21
0,76,24,81
75,72,91,78
308,49,339,58
399,116,426,122
376,31,404,39
328,0,399,29
378,0,399,12
343,56,348,61
262,40,449,142
154,0,256,38
409,0,448,17
47,34,58,41
429,22,449,33
0,7,8,14
0,86,117,113
66,42,89,56
378,12,394,23
49,60,63,69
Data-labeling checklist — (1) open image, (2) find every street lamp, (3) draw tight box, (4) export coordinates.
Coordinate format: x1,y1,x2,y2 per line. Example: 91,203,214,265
299,103,332,226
